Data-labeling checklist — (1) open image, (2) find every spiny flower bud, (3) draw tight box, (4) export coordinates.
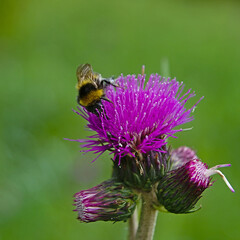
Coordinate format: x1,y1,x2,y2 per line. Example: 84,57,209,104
170,146,198,170
156,159,234,214
73,179,138,223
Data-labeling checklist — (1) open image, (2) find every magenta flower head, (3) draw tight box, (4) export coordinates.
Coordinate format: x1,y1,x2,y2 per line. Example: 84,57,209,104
68,73,203,189
156,156,235,214
73,179,138,223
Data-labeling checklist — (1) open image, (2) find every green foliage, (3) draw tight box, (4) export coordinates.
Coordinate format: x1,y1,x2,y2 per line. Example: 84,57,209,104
0,0,239,239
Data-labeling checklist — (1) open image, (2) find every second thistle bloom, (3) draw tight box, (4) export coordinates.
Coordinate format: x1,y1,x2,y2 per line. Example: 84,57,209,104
170,146,198,170
74,179,138,222
156,153,234,214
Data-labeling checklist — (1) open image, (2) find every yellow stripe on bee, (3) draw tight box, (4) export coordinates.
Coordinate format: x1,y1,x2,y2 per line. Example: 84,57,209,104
79,89,104,106
76,79,93,90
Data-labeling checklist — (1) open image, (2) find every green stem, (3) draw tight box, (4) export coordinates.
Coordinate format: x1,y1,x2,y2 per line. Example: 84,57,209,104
135,192,158,240
128,206,138,240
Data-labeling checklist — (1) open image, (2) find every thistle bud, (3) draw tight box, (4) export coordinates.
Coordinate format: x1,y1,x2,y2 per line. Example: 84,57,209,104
171,146,197,170
73,179,138,222
156,159,234,214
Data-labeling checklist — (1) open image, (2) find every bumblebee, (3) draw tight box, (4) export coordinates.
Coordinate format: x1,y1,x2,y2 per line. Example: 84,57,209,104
76,64,118,114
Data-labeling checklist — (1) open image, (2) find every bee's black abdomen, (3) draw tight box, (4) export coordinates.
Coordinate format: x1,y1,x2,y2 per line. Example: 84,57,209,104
79,83,97,98
85,101,103,115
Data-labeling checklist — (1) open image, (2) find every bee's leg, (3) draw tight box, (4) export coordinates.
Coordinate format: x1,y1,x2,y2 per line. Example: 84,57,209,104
87,101,110,119
85,101,103,115
101,96,113,104
102,77,119,88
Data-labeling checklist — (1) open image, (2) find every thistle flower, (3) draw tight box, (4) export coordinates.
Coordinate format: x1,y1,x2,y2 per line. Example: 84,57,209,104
156,159,235,214
67,66,235,239
66,74,203,189
73,179,138,223
69,74,202,165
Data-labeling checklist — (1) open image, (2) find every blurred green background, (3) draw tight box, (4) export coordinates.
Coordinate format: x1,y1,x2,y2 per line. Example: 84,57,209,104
1,0,239,239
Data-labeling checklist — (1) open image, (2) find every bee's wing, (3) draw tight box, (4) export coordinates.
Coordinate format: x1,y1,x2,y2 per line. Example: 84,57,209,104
76,64,94,83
